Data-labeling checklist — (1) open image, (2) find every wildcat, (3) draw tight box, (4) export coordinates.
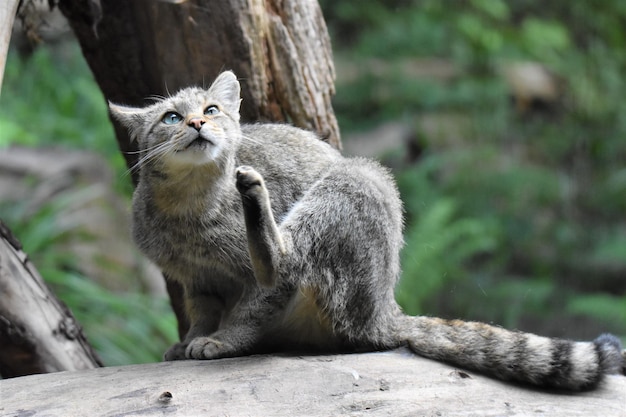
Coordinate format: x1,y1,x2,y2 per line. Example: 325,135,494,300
110,71,624,391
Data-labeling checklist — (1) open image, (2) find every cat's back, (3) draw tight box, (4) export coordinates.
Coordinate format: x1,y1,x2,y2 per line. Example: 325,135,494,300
238,123,340,171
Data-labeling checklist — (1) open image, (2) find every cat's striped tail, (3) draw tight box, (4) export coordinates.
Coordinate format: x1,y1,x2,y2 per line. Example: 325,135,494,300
397,315,624,391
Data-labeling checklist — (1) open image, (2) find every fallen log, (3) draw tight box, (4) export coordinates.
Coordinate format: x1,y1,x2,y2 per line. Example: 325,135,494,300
0,221,102,378
1,348,624,416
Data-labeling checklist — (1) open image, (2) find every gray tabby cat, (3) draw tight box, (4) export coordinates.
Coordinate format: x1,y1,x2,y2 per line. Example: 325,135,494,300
110,71,624,391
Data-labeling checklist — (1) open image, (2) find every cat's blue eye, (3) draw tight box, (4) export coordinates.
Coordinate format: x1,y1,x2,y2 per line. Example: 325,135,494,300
204,105,219,116
162,112,183,125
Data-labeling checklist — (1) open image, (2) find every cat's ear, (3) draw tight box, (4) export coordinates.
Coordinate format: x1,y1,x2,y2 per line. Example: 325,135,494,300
208,71,241,120
108,102,149,141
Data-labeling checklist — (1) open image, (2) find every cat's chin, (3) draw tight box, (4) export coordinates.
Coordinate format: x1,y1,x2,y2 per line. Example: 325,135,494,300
170,146,219,166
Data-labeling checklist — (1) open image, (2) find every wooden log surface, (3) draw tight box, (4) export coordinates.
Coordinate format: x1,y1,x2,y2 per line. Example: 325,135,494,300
1,348,624,416
0,221,102,378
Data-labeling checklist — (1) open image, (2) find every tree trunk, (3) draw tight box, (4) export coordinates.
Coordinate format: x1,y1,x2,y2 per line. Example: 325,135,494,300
1,349,624,416
0,221,102,378
0,0,20,94
58,0,339,177
58,0,340,340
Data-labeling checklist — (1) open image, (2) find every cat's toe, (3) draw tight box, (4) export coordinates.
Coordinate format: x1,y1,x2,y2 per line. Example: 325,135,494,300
236,166,264,194
186,336,231,359
163,342,188,361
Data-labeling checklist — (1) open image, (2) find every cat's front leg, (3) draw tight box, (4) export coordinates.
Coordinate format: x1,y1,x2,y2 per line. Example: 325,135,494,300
185,337,234,359
163,290,226,361
185,331,248,360
236,165,286,287
163,342,188,361
186,285,292,359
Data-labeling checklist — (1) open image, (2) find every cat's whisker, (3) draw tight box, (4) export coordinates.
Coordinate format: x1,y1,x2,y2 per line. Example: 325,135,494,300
241,134,262,145
182,2,211,13
147,141,176,162
122,164,141,178
150,144,177,168
122,141,176,177
123,140,173,156
123,156,151,178
146,94,167,103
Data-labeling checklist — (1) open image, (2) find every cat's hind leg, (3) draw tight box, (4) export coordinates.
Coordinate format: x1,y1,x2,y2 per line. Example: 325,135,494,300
274,159,405,350
236,165,286,287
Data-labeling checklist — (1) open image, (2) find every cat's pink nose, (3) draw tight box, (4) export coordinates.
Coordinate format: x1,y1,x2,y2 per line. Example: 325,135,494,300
188,118,205,131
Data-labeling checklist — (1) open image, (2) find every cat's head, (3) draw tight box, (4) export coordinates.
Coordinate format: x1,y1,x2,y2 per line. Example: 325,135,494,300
109,71,242,173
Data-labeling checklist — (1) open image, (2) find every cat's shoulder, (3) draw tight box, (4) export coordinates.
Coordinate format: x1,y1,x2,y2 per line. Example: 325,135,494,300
241,123,331,147
236,123,341,177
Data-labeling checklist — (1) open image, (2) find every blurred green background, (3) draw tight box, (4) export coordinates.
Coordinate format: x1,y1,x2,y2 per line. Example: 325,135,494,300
1,0,625,365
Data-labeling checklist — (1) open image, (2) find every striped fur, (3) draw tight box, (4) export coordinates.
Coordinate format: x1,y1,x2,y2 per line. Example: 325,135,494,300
398,316,623,390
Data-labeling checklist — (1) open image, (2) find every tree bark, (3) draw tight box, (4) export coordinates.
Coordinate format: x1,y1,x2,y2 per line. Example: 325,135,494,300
58,0,340,340
0,221,102,378
1,349,624,416
58,0,339,177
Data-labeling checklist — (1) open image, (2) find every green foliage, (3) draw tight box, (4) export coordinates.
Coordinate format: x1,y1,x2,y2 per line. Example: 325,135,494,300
0,45,130,195
397,197,497,315
469,278,557,330
567,294,626,326
45,270,177,366
1,46,174,365
395,156,498,315
325,0,626,340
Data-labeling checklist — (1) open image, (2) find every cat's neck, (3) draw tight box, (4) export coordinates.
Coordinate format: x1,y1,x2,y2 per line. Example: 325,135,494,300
140,158,237,217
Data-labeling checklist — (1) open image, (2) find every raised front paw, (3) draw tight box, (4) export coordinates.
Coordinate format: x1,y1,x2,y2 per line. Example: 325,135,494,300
163,342,188,361
236,165,265,197
186,336,234,360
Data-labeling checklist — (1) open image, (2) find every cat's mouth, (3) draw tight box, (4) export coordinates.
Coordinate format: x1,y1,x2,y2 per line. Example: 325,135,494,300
180,137,212,152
